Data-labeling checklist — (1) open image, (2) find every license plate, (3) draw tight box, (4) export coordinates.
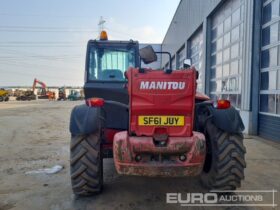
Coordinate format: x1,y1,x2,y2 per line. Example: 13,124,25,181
138,116,184,126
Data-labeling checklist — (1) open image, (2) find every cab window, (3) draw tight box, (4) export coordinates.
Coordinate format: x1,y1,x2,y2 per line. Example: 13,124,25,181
88,47,136,81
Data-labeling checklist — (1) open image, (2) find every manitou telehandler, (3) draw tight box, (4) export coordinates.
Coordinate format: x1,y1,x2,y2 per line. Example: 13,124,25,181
69,31,246,196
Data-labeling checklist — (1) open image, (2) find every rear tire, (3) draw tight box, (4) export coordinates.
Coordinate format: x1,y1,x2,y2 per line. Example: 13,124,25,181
0,96,3,102
200,120,246,190
70,132,103,196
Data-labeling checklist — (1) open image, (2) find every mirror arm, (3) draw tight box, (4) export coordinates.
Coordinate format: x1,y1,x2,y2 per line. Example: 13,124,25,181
138,57,146,73
155,51,172,70
155,51,172,74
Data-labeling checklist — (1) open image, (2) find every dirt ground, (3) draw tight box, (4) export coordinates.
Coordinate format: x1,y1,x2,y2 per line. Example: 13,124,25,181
0,100,279,210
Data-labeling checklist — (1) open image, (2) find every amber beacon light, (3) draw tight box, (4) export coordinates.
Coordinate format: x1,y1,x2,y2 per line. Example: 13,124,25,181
100,30,108,40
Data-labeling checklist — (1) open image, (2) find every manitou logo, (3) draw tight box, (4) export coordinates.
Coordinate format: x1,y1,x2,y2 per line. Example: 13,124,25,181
140,81,185,90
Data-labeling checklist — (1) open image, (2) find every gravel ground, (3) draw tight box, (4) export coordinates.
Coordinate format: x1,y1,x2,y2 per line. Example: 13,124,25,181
0,100,279,210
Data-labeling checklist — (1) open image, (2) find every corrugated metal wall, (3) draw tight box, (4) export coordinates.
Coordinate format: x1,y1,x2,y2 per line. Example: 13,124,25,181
258,114,280,141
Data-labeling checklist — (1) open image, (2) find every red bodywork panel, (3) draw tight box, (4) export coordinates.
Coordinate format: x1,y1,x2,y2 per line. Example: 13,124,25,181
114,131,205,176
112,67,206,177
126,67,196,137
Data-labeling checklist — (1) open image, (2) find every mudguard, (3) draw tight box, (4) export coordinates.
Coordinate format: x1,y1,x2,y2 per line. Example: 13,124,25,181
208,106,245,133
69,104,101,135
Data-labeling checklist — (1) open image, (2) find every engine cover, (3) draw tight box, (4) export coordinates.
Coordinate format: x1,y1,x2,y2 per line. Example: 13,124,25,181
126,67,196,137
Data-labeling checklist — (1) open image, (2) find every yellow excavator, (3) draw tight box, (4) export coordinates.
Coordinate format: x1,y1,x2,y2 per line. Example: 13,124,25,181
0,89,9,102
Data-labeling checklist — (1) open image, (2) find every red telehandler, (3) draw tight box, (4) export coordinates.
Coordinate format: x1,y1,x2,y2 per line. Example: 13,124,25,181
69,31,246,196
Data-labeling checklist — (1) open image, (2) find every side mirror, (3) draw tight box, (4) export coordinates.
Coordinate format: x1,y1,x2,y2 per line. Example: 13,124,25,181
139,45,157,64
183,58,192,69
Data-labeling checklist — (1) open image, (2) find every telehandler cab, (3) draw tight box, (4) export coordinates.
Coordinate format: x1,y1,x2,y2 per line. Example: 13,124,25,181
69,31,246,195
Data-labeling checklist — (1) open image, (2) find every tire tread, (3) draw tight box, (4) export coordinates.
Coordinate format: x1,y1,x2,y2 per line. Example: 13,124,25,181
201,120,246,190
70,133,102,196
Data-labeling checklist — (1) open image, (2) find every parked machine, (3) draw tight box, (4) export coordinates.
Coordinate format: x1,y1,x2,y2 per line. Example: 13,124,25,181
32,78,55,100
57,87,67,101
0,89,9,102
67,90,82,101
69,31,246,196
13,89,23,98
16,90,36,101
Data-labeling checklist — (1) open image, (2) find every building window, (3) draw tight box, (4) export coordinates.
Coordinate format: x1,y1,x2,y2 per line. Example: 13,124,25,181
177,45,186,69
262,0,279,24
189,28,203,92
210,0,244,108
260,0,280,115
261,22,278,46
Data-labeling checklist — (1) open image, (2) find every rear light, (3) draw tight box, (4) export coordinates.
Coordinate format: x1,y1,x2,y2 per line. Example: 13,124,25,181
216,99,231,109
86,98,105,107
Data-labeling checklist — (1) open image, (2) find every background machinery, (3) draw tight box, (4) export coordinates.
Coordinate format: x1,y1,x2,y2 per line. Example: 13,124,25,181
69,31,246,196
16,90,36,101
58,87,67,101
32,78,56,100
67,89,82,101
0,89,9,102
13,89,24,98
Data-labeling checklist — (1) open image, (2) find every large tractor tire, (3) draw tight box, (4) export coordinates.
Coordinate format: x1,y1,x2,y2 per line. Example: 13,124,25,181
200,120,246,190
0,96,3,102
70,132,103,196
4,96,9,101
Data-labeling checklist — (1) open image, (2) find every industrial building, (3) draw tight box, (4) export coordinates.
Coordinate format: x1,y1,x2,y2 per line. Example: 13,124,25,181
161,0,280,141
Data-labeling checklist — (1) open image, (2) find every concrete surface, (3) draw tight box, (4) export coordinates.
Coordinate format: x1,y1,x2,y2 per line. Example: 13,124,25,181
0,100,279,210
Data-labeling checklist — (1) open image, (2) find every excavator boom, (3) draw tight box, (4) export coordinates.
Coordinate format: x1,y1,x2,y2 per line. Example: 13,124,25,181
32,78,55,100
32,78,47,92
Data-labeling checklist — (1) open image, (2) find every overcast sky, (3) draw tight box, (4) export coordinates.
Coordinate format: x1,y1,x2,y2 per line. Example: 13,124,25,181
0,0,180,86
